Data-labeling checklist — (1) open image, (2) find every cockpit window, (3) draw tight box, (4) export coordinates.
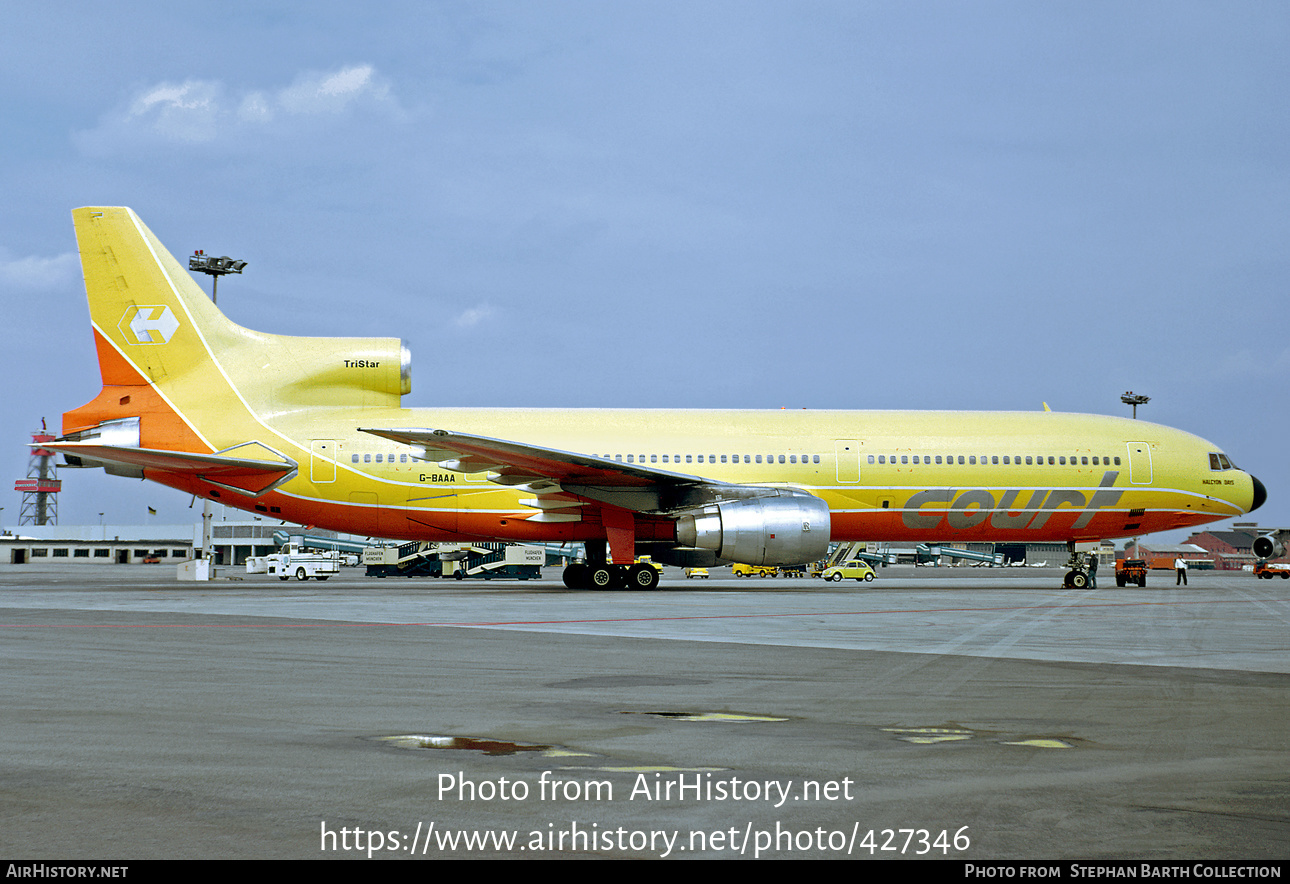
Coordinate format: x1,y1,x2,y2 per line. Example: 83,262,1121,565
1209,452,1235,471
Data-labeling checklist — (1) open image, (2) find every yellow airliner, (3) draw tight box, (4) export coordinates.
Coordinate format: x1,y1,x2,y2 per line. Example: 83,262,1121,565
50,207,1265,589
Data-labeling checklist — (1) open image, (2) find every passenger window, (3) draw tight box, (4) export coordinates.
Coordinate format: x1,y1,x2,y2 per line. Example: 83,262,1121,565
1025,456,1032,465
1114,457,1121,465
901,456,908,464
813,455,820,464
352,454,359,463
364,454,371,463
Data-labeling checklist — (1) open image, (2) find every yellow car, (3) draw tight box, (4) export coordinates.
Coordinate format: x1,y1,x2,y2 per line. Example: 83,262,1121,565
684,568,710,579
821,561,877,582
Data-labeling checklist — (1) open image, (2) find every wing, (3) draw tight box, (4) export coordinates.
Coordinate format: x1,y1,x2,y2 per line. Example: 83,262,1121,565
359,426,736,515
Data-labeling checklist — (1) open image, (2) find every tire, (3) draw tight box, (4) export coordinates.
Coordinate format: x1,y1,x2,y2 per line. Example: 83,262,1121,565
296,567,308,581
629,564,660,590
589,566,613,589
864,573,874,582
1066,570,1088,589
829,573,843,582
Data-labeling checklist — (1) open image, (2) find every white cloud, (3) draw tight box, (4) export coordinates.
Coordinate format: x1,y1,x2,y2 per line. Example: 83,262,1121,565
128,80,223,143
0,251,79,289
453,304,498,329
279,65,389,115
80,64,399,149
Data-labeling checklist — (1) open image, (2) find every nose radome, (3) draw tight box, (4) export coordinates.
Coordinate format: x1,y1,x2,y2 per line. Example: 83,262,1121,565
1250,475,1267,512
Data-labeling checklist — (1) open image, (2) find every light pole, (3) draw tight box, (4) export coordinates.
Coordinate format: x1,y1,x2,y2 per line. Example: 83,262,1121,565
188,249,247,577
1121,391,1149,419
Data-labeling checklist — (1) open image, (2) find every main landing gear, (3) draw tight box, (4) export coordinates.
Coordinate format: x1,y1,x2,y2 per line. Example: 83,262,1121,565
561,539,661,590
562,561,660,590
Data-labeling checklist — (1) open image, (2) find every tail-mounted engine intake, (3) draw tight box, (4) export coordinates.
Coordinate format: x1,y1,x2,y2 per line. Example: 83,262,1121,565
675,490,830,566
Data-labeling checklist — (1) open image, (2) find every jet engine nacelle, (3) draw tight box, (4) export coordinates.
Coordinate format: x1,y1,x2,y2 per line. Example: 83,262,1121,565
1253,533,1287,560
675,491,830,566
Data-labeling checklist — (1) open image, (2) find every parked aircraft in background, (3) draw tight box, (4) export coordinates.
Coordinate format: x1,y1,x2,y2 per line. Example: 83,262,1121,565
48,207,1265,589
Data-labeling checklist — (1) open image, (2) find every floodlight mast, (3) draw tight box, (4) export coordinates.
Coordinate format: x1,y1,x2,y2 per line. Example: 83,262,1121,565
188,251,247,304
1121,391,1150,419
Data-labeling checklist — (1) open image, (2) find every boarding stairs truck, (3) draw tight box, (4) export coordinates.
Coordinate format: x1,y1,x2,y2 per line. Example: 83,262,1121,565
916,543,1005,567
247,542,340,581
364,541,543,580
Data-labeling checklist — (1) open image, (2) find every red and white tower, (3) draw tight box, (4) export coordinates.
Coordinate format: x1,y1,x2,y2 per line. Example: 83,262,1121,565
15,420,61,526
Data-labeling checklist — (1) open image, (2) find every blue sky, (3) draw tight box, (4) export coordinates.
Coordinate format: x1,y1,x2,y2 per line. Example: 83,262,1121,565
2,2,1287,537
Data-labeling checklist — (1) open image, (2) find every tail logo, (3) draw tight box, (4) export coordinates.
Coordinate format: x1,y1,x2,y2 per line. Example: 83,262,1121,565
118,306,180,345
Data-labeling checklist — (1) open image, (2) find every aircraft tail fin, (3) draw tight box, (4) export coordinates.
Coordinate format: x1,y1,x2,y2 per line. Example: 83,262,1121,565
63,207,410,452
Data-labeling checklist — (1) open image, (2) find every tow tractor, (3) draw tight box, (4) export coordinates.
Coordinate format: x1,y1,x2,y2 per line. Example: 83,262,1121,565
1115,558,1149,587
1254,561,1290,579
247,542,340,581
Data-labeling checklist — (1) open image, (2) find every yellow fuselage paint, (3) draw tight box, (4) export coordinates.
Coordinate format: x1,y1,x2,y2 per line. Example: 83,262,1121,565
62,207,1258,547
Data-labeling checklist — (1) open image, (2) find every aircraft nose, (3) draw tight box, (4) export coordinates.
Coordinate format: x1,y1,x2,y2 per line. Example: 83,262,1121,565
1250,475,1267,512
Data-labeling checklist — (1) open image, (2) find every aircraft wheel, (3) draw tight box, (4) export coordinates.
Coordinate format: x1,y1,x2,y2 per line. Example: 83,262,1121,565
588,566,613,590
317,576,328,581
628,564,660,590
1066,570,1088,589
296,567,308,581
562,564,588,589
864,573,875,582
279,576,289,581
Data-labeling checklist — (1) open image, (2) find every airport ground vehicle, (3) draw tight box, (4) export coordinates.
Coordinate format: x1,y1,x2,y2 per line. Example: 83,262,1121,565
248,543,340,581
1115,559,1148,587
364,541,542,580
732,563,779,578
684,568,709,579
1254,561,1290,579
821,560,877,582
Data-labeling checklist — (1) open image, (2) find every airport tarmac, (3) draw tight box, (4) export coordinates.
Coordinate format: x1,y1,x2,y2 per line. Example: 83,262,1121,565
1,564,1287,860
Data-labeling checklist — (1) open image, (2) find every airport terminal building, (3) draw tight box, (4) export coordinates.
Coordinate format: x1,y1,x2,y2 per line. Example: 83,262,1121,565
1,521,290,566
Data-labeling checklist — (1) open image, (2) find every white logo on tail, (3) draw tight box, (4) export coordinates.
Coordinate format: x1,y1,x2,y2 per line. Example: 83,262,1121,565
118,306,180,344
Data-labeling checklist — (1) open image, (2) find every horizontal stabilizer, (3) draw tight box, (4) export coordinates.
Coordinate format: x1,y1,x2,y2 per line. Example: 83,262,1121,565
45,440,298,497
